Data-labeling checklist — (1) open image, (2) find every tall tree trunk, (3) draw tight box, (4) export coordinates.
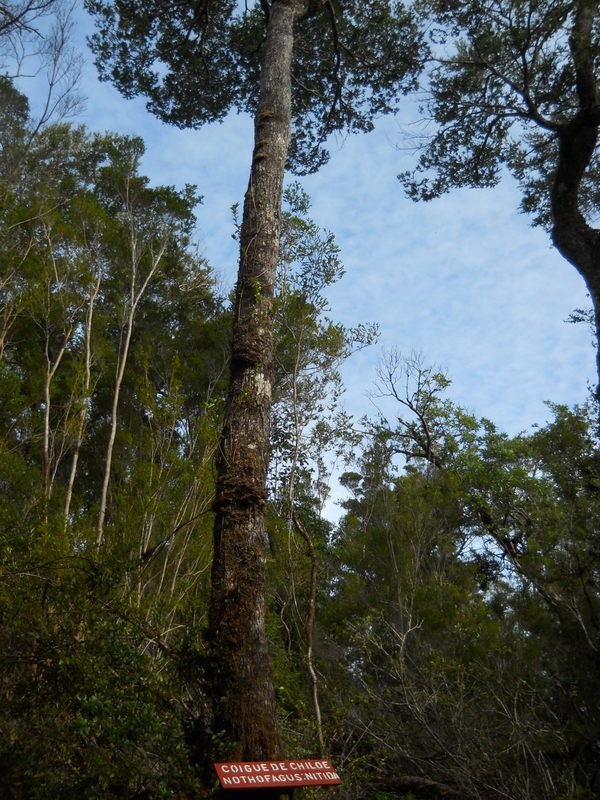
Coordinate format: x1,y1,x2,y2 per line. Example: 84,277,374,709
550,113,600,397
43,326,71,500
208,0,311,770
550,0,600,396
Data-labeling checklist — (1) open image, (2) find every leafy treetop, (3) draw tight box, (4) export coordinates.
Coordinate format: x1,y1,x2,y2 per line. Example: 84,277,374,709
84,0,422,173
401,0,600,228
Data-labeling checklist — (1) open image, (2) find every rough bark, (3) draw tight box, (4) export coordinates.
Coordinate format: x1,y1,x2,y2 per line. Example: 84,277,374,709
207,0,311,771
550,0,600,395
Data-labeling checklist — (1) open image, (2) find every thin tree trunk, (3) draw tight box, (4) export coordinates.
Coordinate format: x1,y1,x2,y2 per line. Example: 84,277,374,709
207,0,313,769
43,328,73,500
290,504,325,756
42,223,77,502
42,321,73,500
96,224,167,547
64,264,101,529
287,333,325,756
96,288,136,546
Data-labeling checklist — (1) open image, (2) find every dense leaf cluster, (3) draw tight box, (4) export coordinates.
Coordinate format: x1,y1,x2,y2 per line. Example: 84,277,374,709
401,0,599,224
319,359,600,798
0,82,226,797
84,0,422,173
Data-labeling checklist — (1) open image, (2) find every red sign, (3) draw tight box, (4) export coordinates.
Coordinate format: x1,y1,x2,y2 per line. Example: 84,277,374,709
214,759,342,791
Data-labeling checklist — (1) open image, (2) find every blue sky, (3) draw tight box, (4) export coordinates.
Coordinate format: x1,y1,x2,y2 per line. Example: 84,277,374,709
18,2,596,444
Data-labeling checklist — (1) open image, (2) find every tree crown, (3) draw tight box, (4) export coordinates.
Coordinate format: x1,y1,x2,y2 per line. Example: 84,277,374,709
401,0,600,228
84,0,422,173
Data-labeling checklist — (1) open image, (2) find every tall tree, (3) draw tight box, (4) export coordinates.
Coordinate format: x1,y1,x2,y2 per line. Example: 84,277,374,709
360,353,600,795
401,0,600,393
85,0,421,771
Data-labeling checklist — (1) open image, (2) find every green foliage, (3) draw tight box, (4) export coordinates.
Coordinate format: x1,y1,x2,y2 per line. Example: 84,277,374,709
0,81,227,798
4,34,600,794
262,182,377,760
0,553,197,799
321,354,600,799
85,0,423,173
400,0,600,229
270,182,375,509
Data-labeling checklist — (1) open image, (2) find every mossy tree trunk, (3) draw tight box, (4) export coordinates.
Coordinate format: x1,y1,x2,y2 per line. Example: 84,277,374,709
208,0,312,769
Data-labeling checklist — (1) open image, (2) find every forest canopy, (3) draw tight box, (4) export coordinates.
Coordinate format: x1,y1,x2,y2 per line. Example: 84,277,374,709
1,2,599,799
